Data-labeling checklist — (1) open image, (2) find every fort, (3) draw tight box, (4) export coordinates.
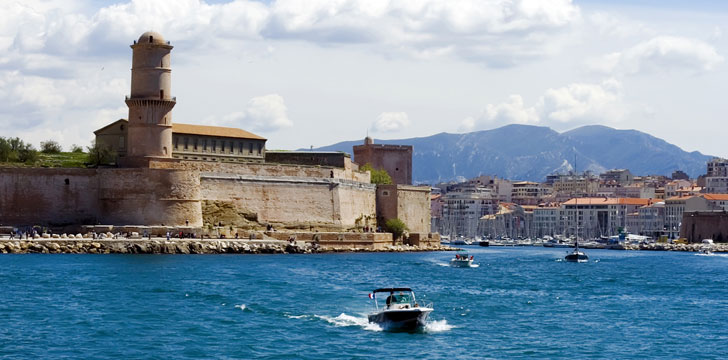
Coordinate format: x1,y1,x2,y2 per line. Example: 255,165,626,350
0,31,440,251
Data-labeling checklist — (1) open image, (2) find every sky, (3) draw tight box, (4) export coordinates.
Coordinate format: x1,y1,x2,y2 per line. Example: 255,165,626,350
1,0,727,156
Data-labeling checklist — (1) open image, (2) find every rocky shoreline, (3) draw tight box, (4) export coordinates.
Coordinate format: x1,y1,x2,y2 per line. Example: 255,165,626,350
0,238,453,254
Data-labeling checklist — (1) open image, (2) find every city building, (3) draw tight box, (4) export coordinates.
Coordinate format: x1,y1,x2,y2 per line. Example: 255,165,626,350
561,198,651,238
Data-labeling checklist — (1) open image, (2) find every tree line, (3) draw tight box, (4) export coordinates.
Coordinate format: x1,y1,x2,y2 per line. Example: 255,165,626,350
0,137,114,167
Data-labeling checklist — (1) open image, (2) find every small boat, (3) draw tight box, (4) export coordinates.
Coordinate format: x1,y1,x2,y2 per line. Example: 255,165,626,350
565,241,588,263
450,252,477,267
367,288,433,331
699,239,714,255
478,239,490,247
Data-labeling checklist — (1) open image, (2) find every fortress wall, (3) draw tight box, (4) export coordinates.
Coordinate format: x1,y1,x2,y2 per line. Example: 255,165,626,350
0,168,202,228
150,159,370,182
200,174,376,228
97,168,202,226
396,186,432,234
0,168,100,226
334,183,377,227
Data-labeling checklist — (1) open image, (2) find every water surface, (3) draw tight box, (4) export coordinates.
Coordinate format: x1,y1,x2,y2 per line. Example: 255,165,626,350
0,247,726,359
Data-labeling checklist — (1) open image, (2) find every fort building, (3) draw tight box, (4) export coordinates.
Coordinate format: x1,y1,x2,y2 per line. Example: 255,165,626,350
353,137,413,185
1,31,435,246
95,119,267,163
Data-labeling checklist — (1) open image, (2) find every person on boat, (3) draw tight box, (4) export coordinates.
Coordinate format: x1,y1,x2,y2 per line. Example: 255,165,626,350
386,292,396,308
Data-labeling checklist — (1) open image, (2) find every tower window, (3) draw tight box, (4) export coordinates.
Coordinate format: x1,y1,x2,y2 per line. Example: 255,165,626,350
149,36,153,42
160,90,164,99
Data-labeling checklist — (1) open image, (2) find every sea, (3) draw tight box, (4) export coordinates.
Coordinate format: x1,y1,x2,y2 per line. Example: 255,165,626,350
0,247,726,359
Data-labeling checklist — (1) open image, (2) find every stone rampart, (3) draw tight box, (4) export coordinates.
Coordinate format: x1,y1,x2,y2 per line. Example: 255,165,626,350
200,173,376,229
0,167,201,227
150,159,370,183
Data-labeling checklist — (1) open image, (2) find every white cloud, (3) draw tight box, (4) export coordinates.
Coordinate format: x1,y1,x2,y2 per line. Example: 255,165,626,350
460,95,538,131
590,36,724,75
462,79,627,131
217,94,292,133
372,112,410,133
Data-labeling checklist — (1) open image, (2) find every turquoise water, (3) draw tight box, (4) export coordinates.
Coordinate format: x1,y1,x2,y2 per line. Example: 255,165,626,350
0,247,726,359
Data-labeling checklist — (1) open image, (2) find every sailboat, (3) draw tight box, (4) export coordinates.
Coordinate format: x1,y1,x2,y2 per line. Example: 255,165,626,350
565,157,588,263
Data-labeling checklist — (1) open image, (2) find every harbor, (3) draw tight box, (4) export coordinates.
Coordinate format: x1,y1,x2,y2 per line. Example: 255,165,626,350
1,247,725,358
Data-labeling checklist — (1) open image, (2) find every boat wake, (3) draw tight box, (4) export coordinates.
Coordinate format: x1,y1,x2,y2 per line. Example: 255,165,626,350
234,304,250,312
315,313,383,332
424,319,455,333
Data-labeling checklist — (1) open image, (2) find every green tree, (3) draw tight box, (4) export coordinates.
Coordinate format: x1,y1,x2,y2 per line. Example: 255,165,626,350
40,140,63,153
70,144,84,153
86,140,116,167
360,163,393,185
384,218,408,240
0,137,11,162
17,143,38,163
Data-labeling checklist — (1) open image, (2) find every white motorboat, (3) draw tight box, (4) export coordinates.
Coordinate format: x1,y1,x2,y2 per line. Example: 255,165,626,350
699,239,714,255
368,288,433,331
450,252,477,268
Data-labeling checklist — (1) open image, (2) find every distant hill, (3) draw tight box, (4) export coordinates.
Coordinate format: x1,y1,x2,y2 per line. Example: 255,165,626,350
311,124,712,184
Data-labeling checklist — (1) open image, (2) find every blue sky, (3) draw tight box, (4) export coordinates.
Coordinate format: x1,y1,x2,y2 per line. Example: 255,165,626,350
1,0,727,158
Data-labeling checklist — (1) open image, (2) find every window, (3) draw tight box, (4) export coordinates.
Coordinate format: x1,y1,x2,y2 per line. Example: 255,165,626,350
184,137,188,150
239,142,243,154
174,136,179,149
194,138,198,151
160,90,164,99
119,136,125,149
212,140,217,152
257,143,262,155
221,140,225,152
229,141,233,154
203,139,207,152
249,142,253,154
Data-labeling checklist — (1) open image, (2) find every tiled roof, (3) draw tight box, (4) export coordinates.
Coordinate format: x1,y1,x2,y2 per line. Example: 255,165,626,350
172,123,266,140
702,194,728,201
562,198,651,206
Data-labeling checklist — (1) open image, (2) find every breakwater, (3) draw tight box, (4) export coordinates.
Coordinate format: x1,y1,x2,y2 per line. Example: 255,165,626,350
0,238,450,254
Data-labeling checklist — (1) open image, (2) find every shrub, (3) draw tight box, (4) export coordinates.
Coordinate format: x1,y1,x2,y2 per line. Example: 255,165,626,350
384,218,408,240
40,140,62,153
86,141,116,167
70,144,84,153
360,163,393,185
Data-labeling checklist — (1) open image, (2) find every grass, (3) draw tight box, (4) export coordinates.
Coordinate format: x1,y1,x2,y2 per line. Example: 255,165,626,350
0,152,89,168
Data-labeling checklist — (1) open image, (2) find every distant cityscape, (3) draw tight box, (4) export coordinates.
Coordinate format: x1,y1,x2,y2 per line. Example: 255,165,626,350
431,157,728,243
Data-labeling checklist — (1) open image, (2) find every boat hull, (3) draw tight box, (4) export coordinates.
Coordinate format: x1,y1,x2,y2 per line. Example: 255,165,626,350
450,259,474,267
368,308,432,331
565,251,589,262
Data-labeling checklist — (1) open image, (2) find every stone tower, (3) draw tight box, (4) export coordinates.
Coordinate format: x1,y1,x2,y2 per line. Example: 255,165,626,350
353,137,413,185
125,31,175,164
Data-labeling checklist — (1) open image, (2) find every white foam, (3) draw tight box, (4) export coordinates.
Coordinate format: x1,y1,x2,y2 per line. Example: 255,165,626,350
234,304,246,311
316,313,382,332
285,314,309,319
424,319,455,333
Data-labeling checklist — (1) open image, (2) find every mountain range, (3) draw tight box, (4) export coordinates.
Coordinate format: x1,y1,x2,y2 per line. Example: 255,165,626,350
312,124,712,184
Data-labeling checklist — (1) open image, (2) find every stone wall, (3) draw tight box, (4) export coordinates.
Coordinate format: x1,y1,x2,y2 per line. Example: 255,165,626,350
376,184,431,234
0,167,201,228
0,168,100,226
681,211,728,243
200,173,376,229
150,159,370,183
